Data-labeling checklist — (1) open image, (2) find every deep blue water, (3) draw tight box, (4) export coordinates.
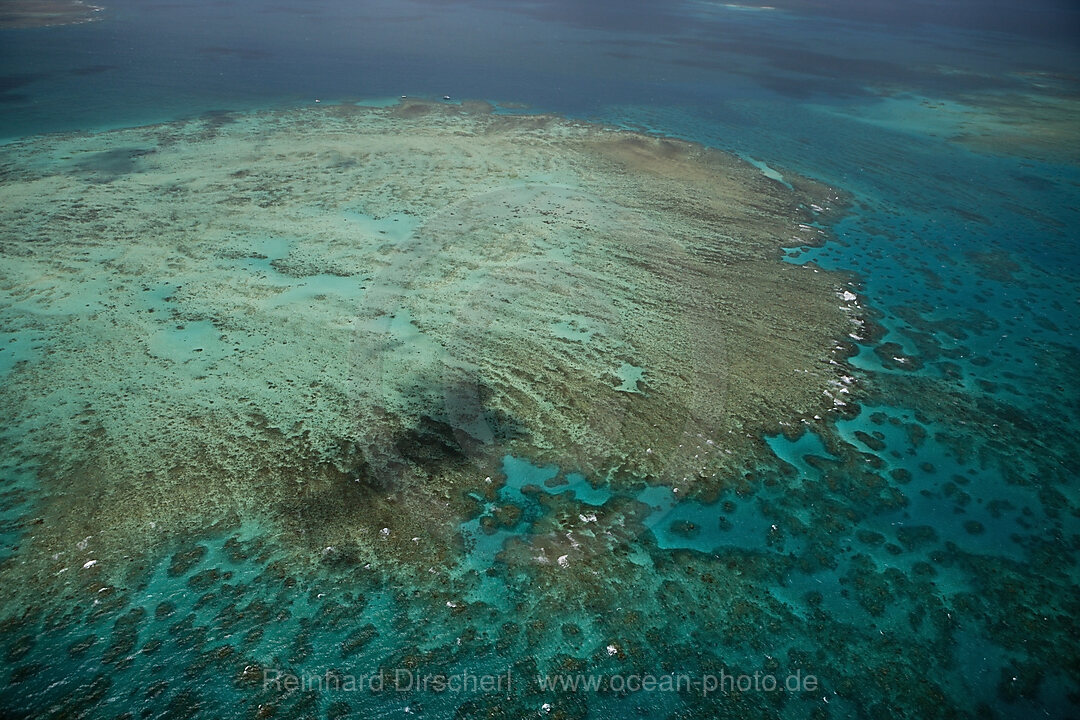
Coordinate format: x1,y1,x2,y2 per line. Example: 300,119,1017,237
2,0,1079,718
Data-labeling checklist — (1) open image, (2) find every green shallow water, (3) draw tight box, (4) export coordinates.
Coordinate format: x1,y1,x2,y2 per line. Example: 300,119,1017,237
0,100,1077,720
1,0,1079,714
0,102,882,718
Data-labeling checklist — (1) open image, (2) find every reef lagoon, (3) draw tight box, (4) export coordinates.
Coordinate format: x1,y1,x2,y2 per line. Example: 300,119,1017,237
1,0,1078,718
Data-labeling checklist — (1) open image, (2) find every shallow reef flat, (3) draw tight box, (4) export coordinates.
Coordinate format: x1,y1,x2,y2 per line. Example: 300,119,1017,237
829,83,1080,164
0,99,858,588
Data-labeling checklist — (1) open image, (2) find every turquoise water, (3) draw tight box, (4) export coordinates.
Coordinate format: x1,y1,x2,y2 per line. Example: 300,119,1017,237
2,0,1079,718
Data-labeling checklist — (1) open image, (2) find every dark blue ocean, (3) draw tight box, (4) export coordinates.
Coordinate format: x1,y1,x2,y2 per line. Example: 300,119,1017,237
1,0,1078,718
